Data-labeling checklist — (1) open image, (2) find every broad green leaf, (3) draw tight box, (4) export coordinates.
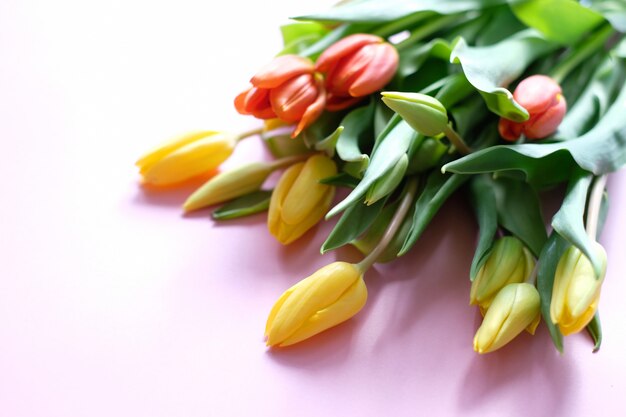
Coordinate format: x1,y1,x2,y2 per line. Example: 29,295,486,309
327,120,417,217
397,39,452,78
536,231,567,353
586,312,602,352
450,30,558,121
473,5,525,46
314,126,343,156
319,172,360,188
212,190,272,220
300,110,346,149
551,172,604,276
467,175,499,280
494,177,547,257
399,172,469,255
442,79,626,186
511,0,604,45
584,0,626,31
336,104,375,174
321,197,388,253
278,21,330,55
296,0,509,23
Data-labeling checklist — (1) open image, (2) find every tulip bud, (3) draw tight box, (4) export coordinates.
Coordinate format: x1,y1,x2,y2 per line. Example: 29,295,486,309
365,154,408,205
499,75,567,141
315,34,399,111
473,283,541,354
235,55,326,137
136,131,237,186
550,242,607,336
265,262,367,347
182,162,274,212
470,236,535,309
268,154,337,244
380,92,450,137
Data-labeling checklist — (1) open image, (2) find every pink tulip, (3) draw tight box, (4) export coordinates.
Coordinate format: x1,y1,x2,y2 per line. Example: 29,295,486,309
499,75,567,142
315,34,399,111
235,55,326,137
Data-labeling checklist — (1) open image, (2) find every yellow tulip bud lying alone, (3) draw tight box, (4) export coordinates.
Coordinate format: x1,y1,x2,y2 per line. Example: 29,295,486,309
265,262,367,347
551,242,607,336
473,283,541,354
268,154,337,244
470,236,535,309
136,131,237,186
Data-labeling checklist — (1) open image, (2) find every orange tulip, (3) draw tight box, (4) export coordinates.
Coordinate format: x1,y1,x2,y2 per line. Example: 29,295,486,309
499,75,567,141
315,34,399,111
235,55,326,137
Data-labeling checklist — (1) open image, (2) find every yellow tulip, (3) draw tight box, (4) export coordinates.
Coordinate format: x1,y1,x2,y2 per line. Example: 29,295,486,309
473,283,541,354
550,242,607,336
265,262,367,347
136,131,237,186
470,236,535,309
183,162,274,212
268,154,337,244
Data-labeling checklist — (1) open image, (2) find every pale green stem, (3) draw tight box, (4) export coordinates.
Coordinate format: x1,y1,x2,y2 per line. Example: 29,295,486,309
236,127,264,143
268,153,312,170
550,24,613,84
356,178,419,273
443,124,471,155
585,174,608,240
395,14,461,51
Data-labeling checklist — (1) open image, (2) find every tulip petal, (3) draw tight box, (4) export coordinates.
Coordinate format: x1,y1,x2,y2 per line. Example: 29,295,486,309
348,43,398,97
513,75,562,114
325,93,363,111
251,55,314,89
266,262,360,346
281,155,337,225
523,94,567,139
279,277,367,347
276,187,335,244
292,76,326,138
136,131,218,173
268,162,305,241
315,34,382,73
498,118,523,142
270,74,318,122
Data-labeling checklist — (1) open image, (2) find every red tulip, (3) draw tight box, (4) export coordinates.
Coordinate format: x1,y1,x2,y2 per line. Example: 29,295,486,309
315,34,399,111
499,75,567,142
235,55,326,137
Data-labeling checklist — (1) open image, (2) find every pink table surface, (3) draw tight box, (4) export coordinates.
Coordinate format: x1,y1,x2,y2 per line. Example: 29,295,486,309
2,1,625,416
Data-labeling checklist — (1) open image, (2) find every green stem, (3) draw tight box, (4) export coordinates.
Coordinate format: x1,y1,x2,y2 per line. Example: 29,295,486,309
371,12,434,39
236,127,264,142
585,174,608,240
268,153,312,170
443,124,471,155
395,14,461,51
357,177,419,272
550,24,614,84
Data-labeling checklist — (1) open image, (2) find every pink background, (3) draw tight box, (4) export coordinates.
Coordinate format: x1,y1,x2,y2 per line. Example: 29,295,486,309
1,1,625,416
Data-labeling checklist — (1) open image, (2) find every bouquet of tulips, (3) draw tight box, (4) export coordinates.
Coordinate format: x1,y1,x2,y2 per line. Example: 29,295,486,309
135,0,626,353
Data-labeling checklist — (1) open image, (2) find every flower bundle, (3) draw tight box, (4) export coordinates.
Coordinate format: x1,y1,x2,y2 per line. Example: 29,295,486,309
136,0,626,353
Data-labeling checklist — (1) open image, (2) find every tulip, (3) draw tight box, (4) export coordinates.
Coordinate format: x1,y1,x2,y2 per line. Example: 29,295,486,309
235,55,326,137
550,242,607,336
265,262,367,347
268,154,337,244
183,162,274,212
315,34,399,111
473,283,541,354
499,75,567,141
136,131,237,186
381,92,449,137
470,236,535,309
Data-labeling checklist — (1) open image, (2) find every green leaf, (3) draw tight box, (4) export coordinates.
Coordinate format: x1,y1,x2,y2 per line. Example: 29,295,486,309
442,79,626,186
467,175,498,280
327,120,417,218
615,37,626,58
586,312,602,352
321,197,387,253
597,191,609,238
397,39,453,78
314,126,344,156
278,21,330,55
319,172,360,188
295,0,510,23
211,190,272,220
551,172,604,276
450,30,558,121
536,231,567,353
511,0,604,45
335,104,375,174
399,172,469,255
584,0,626,31
494,177,547,257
